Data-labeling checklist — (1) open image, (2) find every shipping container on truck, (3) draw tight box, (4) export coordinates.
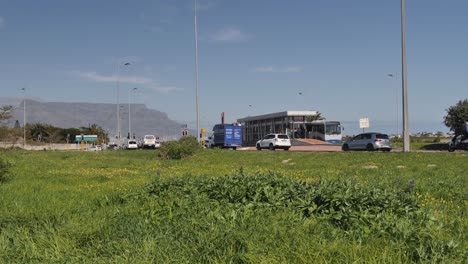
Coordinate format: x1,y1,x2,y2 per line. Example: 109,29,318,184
212,124,242,150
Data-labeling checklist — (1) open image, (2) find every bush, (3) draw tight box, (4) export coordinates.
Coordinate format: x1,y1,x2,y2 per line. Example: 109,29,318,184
140,173,424,234
158,136,201,160
119,173,459,262
0,158,11,183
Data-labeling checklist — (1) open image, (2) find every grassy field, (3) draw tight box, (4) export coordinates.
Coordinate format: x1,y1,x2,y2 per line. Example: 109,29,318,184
0,149,466,263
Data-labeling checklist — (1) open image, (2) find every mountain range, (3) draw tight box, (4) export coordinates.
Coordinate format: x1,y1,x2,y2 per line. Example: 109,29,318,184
4,99,186,139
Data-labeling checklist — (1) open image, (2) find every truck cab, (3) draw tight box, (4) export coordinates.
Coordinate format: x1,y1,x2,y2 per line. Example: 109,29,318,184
212,124,242,150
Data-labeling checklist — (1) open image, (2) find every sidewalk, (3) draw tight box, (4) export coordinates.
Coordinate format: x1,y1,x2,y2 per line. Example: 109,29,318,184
240,145,342,152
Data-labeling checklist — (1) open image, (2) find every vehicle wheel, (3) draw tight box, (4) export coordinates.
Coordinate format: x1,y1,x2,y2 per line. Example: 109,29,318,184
284,147,290,151
342,144,349,151
256,144,261,150
269,144,275,151
448,147,455,152
232,147,237,150
366,144,374,151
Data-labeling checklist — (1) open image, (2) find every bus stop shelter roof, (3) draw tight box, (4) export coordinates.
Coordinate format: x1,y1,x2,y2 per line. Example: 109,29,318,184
237,110,319,123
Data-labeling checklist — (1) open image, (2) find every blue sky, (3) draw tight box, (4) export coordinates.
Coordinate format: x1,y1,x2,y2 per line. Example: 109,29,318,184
1,0,467,135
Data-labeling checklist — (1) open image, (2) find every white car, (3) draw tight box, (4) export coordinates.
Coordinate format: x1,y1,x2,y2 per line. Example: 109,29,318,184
87,145,102,151
256,134,291,151
205,136,214,148
126,140,139,150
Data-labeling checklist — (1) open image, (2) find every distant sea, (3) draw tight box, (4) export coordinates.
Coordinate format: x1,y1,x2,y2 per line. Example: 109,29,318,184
340,120,449,136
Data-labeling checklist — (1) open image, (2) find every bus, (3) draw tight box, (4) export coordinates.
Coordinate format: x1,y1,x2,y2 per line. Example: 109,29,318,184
307,121,342,143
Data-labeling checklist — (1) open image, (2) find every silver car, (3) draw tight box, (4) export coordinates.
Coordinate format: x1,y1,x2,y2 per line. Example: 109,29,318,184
342,132,392,152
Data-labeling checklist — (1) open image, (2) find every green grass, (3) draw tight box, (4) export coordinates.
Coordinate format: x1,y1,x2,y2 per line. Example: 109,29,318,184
0,149,466,263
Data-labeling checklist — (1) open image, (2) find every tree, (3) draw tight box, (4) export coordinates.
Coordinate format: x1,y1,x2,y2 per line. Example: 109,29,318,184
28,123,52,142
0,105,15,143
60,128,81,143
80,124,108,144
305,111,325,122
0,105,13,123
443,99,468,135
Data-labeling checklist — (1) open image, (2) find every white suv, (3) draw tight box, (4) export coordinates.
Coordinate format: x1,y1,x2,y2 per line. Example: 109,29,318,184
256,134,291,151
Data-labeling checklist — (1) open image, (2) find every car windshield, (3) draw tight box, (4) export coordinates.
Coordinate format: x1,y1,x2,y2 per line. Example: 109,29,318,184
145,136,155,140
129,141,137,144
277,134,289,139
376,134,389,139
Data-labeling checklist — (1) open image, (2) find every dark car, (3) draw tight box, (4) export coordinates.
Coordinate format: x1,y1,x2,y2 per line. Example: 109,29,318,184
448,134,468,152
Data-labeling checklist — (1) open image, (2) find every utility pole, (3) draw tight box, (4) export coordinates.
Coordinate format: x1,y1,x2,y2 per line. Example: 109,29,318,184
401,0,410,152
116,61,130,147
194,0,200,142
129,88,137,139
22,88,26,147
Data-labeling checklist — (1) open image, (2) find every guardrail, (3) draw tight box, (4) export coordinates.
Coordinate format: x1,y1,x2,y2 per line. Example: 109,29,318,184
0,142,81,150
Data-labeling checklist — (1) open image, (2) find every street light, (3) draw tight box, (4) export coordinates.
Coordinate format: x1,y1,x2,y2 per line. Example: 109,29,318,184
21,88,26,147
298,92,310,110
115,61,131,147
401,0,410,152
128,87,137,139
194,0,200,142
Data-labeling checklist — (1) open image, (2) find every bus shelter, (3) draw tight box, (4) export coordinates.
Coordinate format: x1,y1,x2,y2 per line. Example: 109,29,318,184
237,111,342,145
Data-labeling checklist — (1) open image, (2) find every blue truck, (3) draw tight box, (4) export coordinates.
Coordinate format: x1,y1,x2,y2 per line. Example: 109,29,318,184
211,124,242,150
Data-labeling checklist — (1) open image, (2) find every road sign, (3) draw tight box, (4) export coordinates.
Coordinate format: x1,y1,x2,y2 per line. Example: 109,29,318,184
359,118,370,129
75,135,98,142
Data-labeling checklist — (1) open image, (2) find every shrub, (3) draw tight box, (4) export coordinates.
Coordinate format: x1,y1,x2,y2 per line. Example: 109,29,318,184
0,158,11,183
121,173,457,262
158,136,201,160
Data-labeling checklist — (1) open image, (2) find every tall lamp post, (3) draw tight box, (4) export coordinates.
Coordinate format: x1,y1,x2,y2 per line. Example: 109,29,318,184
128,87,137,139
21,88,26,147
116,61,131,146
401,0,410,152
194,0,200,142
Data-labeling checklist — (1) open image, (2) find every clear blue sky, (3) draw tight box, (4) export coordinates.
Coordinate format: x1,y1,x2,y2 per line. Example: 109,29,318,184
1,0,467,135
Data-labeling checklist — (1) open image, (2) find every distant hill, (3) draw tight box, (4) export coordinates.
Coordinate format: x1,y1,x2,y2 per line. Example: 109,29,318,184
6,100,185,139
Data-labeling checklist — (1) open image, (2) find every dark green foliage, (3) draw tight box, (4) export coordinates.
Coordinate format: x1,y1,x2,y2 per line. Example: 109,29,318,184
79,124,108,144
158,136,201,159
0,158,11,183
140,173,423,234
19,123,109,144
444,99,468,134
107,172,462,262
